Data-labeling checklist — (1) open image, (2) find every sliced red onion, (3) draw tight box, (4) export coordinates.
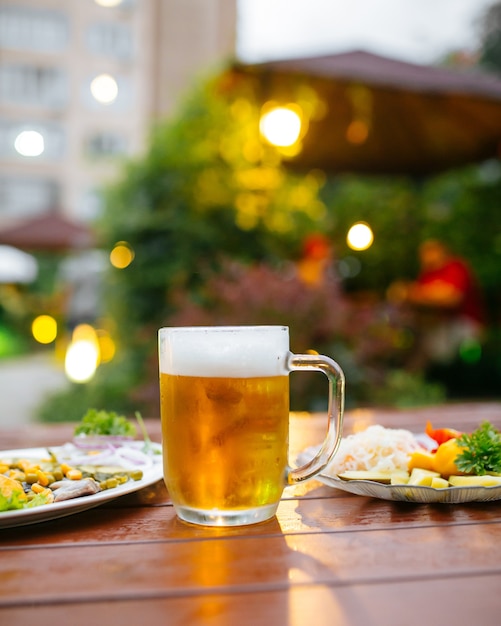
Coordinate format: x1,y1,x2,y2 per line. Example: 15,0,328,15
57,439,159,469
114,446,153,468
72,435,134,450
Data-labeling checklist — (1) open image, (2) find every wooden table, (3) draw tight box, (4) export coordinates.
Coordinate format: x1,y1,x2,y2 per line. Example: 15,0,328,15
1,403,501,625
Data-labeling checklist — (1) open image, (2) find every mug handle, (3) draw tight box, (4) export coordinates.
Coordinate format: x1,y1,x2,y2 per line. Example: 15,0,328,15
286,353,345,484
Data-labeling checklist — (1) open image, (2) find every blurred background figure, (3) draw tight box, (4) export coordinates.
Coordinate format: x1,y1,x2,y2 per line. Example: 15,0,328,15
403,239,486,367
296,233,336,288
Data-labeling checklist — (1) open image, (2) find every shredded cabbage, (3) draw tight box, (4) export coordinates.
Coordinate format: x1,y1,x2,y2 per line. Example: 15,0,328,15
324,425,420,475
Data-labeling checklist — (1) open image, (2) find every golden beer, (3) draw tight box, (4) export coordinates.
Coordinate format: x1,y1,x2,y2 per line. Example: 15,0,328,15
158,325,345,526
160,373,289,513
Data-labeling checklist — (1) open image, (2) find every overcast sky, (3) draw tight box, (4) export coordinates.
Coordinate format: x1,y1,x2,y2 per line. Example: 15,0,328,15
237,0,496,64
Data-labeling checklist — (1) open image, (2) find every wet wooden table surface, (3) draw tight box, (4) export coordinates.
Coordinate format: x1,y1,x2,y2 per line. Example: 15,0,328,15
1,402,501,626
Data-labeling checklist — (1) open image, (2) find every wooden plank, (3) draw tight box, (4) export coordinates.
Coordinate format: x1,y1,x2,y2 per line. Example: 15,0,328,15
1,522,500,606
1,494,500,548
1,573,500,626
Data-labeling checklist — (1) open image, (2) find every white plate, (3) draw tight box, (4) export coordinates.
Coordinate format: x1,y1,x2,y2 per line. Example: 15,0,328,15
0,444,163,529
298,447,501,504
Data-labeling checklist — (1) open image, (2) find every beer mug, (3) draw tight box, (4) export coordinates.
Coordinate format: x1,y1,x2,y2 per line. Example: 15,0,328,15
158,326,345,526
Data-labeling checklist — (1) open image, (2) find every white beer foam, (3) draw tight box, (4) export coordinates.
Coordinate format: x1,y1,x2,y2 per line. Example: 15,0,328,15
159,326,289,377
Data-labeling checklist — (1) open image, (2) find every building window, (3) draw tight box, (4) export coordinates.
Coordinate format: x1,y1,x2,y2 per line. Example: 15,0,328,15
86,22,133,60
0,177,59,217
0,64,68,110
86,131,128,158
0,6,68,53
78,189,103,221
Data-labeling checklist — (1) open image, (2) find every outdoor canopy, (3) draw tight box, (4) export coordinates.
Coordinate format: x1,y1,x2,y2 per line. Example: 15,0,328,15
227,50,501,176
0,212,95,252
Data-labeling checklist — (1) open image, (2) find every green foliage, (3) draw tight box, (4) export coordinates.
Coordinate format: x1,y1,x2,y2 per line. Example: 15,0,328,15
371,370,446,408
478,2,501,73
37,360,139,423
319,175,425,292
38,62,501,419
316,164,501,331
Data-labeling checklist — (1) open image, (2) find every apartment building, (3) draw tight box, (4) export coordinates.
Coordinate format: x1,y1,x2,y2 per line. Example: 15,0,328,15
0,0,237,227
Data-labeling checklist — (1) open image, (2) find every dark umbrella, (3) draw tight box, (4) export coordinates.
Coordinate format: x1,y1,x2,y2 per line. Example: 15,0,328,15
0,212,95,252
227,50,501,176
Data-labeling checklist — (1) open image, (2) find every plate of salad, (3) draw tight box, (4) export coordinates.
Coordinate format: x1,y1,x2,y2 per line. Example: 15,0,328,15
298,421,501,503
0,410,163,529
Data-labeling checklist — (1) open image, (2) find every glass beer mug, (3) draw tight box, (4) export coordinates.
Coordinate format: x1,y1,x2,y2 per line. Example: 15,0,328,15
158,326,345,526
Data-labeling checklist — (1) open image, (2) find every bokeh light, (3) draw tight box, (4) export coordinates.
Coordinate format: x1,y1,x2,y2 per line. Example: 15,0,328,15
459,339,482,364
96,329,116,363
65,340,100,383
31,315,58,344
95,0,123,6
65,324,101,383
14,130,45,157
347,222,374,251
72,323,99,344
337,255,362,278
259,105,302,147
346,120,369,145
110,241,135,268
90,73,118,104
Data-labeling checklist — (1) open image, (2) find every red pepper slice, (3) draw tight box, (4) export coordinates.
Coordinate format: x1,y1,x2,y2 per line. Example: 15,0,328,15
425,420,462,446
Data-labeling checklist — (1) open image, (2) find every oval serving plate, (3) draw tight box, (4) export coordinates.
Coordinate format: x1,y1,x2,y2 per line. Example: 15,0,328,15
0,444,163,529
297,447,501,504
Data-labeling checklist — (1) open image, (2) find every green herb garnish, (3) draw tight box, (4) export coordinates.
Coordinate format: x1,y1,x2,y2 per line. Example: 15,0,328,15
455,421,501,475
135,411,156,454
74,409,136,438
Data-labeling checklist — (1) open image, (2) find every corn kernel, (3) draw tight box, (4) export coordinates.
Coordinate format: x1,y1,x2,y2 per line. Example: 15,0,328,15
36,469,49,487
60,463,72,475
66,469,82,480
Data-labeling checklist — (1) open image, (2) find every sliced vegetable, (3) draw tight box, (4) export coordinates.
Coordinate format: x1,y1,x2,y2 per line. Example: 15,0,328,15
390,471,410,485
449,475,501,487
136,411,157,455
0,474,27,504
425,421,462,447
408,449,436,472
432,438,464,478
408,468,440,486
430,477,450,489
338,470,394,483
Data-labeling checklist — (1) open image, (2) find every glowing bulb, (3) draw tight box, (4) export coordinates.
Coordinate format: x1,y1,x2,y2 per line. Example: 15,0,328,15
347,222,374,251
90,74,118,104
31,315,57,344
15,131,45,157
259,106,302,147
